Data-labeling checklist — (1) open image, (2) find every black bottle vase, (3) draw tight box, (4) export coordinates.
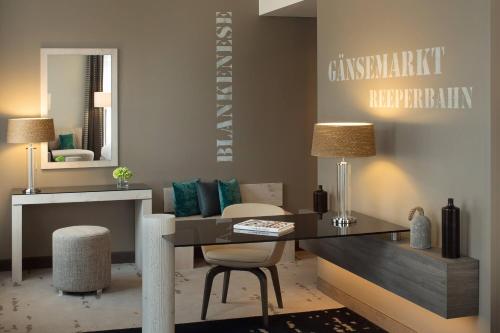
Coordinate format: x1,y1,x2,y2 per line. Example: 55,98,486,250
313,185,328,213
442,198,460,258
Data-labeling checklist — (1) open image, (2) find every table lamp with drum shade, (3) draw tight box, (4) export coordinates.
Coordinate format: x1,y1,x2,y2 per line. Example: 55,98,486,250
7,118,55,194
311,122,376,226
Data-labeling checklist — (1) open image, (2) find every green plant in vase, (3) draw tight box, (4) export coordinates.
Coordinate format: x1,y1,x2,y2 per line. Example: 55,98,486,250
113,166,133,189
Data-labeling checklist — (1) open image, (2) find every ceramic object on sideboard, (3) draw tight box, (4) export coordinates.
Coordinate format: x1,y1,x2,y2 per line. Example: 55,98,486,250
408,207,431,249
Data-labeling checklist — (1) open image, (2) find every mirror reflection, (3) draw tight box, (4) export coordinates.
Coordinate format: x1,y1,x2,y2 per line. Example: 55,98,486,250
41,48,118,169
47,54,112,162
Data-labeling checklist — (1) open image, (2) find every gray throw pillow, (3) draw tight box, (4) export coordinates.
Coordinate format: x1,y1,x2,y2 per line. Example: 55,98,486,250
196,181,221,217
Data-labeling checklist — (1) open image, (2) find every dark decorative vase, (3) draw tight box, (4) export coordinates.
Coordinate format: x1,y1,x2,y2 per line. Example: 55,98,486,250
313,185,328,213
442,198,460,258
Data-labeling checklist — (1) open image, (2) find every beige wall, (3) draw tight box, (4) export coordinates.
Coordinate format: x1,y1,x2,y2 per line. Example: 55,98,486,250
0,0,317,259
491,0,500,331
317,0,491,332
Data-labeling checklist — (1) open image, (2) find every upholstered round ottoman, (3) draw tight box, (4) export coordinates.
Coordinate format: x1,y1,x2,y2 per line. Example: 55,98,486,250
52,226,111,295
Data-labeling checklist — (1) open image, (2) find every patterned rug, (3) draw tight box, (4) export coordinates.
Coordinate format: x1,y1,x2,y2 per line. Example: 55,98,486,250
87,308,386,332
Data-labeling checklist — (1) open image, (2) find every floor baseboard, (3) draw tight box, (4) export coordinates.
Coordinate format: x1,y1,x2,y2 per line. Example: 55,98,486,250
317,277,416,333
0,251,135,272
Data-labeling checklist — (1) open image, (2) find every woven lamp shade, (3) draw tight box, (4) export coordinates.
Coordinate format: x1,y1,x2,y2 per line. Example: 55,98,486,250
7,118,55,144
311,122,376,157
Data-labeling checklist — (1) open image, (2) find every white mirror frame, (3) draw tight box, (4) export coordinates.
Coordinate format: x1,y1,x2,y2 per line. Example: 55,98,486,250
40,48,119,169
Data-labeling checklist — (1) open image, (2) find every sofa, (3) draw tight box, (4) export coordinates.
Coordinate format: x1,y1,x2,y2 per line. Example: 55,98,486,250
163,182,295,270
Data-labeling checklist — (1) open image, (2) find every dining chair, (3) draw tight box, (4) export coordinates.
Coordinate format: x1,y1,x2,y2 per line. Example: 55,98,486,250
200,203,286,327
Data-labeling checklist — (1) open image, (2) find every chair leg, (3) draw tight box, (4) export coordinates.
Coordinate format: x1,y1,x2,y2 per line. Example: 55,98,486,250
268,265,283,308
222,270,231,303
201,266,226,320
249,268,268,328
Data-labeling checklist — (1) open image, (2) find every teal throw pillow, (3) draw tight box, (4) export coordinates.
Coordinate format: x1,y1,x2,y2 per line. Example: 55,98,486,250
172,179,201,217
218,178,242,212
59,134,75,150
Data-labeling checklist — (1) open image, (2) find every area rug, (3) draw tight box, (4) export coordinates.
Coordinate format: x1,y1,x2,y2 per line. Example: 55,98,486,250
87,307,387,332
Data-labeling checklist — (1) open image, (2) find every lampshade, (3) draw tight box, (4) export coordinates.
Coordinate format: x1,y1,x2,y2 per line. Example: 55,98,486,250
94,92,112,108
7,118,55,144
311,122,376,157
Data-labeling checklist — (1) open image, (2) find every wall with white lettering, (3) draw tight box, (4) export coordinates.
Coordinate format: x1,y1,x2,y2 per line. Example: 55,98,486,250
327,47,473,110
0,0,317,261
216,11,233,162
317,0,490,332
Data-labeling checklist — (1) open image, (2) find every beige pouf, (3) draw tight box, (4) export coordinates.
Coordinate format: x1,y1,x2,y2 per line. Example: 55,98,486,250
52,226,111,295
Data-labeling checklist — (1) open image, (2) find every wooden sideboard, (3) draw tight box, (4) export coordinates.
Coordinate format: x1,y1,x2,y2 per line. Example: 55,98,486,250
300,234,479,319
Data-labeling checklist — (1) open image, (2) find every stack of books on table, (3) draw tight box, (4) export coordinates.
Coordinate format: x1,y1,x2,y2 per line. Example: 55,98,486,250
233,219,295,236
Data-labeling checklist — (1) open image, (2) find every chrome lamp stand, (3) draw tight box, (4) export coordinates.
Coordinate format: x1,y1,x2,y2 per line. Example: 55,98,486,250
333,158,356,226
24,143,40,194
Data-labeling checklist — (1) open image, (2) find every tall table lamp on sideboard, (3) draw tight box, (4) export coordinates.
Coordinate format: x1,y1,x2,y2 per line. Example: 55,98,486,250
311,122,376,226
7,118,55,194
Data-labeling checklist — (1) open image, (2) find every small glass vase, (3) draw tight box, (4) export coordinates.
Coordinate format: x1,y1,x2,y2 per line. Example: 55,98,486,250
117,178,129,189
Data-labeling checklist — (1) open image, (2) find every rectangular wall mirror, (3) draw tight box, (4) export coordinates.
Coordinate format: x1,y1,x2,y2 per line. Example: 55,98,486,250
40,48,118,169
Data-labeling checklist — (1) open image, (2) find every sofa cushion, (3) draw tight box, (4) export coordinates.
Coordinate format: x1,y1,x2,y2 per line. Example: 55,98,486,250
164,183,284,215
196,181,221,217
172,179,200,217
59,133,75,150
218,178,242,212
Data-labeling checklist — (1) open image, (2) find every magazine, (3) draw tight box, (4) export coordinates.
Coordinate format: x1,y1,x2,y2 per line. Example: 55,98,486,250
233,219,295,236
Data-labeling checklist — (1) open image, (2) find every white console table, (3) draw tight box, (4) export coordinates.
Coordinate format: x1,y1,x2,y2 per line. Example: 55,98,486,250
11,184,152,284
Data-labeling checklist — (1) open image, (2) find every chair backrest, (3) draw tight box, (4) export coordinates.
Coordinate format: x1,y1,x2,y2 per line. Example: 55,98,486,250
221,203,285,218
211,203,286,265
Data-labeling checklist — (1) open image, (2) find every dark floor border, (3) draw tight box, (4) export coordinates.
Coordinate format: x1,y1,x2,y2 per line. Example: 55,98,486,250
85,307,387,333
0,251,134,272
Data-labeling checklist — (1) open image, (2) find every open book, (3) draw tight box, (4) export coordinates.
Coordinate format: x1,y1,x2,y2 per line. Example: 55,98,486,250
233,219,295,236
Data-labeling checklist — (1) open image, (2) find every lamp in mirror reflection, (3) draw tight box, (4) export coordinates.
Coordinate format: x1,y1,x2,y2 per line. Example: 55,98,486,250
94,92,111,108
311,122,376,226
7,118,55,194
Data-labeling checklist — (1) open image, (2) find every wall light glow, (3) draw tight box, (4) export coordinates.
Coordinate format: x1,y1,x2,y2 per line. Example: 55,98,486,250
352,158,420,225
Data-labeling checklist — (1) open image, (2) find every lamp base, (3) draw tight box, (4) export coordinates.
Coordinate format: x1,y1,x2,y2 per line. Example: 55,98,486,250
23,188,41,195
24,144,39,195
332,215,357,227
